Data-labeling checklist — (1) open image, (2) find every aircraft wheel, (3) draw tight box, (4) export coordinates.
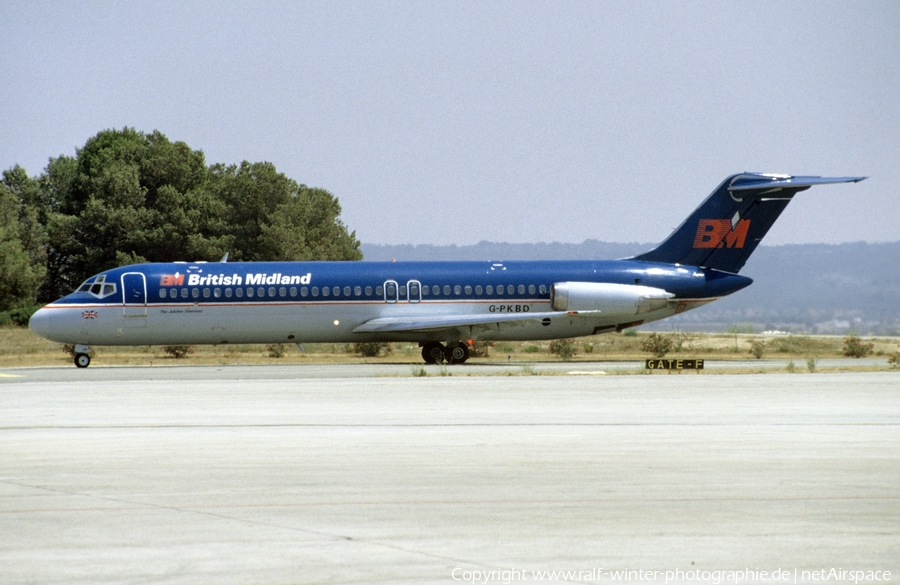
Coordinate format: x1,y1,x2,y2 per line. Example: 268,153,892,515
445,343,469,364
74,353,91,368
422,342,446,364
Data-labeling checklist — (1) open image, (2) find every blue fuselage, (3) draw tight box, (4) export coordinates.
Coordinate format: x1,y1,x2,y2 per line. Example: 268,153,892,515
29,259,751,347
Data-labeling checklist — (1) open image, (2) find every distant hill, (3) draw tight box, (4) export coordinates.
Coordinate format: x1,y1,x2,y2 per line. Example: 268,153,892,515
361,241,900,335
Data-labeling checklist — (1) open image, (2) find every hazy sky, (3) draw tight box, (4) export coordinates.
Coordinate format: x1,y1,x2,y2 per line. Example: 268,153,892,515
2,1,897,247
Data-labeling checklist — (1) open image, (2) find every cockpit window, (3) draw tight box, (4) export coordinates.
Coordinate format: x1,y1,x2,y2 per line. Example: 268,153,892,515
76,275,118,299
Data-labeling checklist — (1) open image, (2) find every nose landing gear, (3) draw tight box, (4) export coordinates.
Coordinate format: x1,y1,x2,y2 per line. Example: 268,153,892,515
73,344,92,368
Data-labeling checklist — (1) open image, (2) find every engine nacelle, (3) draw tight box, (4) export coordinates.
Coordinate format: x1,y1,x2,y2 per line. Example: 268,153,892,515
550,282,674,315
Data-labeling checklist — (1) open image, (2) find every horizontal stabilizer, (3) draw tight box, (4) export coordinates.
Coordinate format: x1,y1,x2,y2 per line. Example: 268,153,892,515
728,175,866,192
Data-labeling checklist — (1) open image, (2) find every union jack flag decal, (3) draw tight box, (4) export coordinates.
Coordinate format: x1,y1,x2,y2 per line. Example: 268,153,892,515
82,310,98,319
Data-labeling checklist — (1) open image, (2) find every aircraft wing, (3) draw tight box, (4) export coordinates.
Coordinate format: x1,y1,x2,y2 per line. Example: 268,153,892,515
352,310,600,334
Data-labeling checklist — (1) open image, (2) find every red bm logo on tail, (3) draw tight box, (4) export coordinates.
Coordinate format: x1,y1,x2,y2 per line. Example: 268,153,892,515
693,219,751,249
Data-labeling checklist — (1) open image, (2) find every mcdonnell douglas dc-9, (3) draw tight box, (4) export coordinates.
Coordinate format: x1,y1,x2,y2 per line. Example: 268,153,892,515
29,172,864,367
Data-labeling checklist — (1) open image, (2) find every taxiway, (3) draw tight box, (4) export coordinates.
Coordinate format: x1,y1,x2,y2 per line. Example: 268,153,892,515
1,367,897,583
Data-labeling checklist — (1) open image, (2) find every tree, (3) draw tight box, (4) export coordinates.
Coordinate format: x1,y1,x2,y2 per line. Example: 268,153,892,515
4,128,363,306
207,161,361,261
259,186,362,261
0,172,46,312
40,128,225,299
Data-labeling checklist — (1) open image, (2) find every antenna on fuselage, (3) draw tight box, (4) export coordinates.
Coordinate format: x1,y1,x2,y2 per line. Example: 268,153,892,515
220,252,229,263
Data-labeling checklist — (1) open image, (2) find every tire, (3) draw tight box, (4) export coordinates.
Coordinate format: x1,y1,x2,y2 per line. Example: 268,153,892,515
74,353,91,368
422,342,446,364
445,343,469,364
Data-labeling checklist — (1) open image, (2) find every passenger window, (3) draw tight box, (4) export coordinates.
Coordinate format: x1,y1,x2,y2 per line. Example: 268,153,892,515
225,288,232,298
486,285,493,294
376,286,383,296
322,287,330,297
539,284,547,295
354,286,361,296
247,287,254,298
464,285,472,295
279,287,287,297
454,285,461,295
236,288,243,298
312,287,319,297
192,289,200,299
268,287,276,297
345,286,352,296
214,288,221,298
443,285,451,295
432,285,439,295
181,288,189,299
475,285,483,295
290,287,297,297
399,285,407,296
365,286,372,296
529,284,536,295
301,287,308,297
257,287,264,297
518,285,525,295
160,289,167,299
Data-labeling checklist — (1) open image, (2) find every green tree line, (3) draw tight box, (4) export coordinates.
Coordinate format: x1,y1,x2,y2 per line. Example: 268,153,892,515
1,128,361,324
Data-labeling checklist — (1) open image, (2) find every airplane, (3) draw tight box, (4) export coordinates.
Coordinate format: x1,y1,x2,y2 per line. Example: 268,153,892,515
28,172,865,368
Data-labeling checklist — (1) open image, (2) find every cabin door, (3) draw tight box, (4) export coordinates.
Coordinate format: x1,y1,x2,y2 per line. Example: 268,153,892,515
383,280,399,303
121,272,148,323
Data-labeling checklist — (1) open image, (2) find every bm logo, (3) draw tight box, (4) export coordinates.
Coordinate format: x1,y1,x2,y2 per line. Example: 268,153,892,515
693,218,750,249
160,274,184,286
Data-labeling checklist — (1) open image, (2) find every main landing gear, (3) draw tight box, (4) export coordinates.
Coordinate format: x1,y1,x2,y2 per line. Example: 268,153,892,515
421,341,469,365
73,344,92,368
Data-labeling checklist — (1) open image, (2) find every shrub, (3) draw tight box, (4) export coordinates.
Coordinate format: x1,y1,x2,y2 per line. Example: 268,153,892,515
842,335,873,358
266,343,286,358
748,339,766,359
888,352,900,369
467,340,495,358
806,356,818,373
1,306,40,327
162,346,193,359
354,341,392,357
640,332,673,358
549,338,577,360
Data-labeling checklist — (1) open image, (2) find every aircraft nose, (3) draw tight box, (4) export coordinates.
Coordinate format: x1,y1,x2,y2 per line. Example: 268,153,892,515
28,307,53,339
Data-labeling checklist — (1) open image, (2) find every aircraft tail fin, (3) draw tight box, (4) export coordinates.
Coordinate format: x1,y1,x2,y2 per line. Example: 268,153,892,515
632,173,866,273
